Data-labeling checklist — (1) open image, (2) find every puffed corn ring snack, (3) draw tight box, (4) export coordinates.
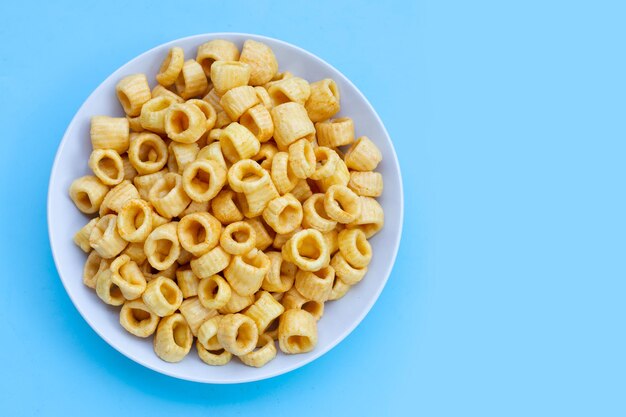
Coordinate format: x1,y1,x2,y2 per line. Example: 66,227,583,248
70,38,385,368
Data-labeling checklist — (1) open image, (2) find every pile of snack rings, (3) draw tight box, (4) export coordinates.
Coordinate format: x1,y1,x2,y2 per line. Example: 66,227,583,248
69,39,384,368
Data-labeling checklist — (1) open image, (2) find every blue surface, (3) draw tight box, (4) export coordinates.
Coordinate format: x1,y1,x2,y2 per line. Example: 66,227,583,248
1,0,625,415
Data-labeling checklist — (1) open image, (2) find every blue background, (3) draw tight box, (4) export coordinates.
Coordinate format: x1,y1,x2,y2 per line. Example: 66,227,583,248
1,0,625,415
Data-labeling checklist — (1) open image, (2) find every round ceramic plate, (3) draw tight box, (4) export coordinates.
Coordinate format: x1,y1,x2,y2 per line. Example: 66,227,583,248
48,33,403,383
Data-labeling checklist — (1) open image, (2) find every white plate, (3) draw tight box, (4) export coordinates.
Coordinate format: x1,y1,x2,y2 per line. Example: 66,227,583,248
47,33,403,384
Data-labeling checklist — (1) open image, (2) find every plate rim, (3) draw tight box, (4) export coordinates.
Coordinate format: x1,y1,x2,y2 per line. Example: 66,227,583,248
47,32,404,384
